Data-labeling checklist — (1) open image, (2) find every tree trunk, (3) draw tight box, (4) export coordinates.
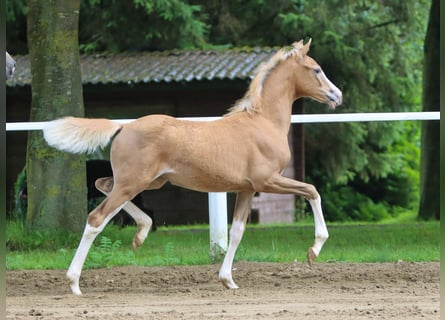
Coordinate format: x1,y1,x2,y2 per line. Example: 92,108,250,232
26,0,86,232
418,0,439,220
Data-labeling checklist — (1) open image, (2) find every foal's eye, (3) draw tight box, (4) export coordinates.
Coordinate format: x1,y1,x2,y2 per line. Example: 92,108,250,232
314,68,321,74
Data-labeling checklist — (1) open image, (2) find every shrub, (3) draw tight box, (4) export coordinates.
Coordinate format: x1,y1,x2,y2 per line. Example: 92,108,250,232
321,185,399,222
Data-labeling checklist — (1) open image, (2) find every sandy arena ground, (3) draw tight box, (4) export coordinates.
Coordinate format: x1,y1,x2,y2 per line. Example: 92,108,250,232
6,261,439,319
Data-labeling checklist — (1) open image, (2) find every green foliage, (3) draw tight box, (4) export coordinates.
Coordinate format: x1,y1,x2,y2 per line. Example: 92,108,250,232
6,223,440,270
6,0,28,53
11,166,105,221
85,236,136,268
322,222,439,262
7,0,208,53
6,0,26,22
78,0,208,52
11,167,27,221
308,120,421,221
320,185,406,222
6,220,80,251
160,241,181,265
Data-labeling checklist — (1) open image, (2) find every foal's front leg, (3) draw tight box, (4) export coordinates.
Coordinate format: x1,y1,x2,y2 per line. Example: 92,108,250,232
263,174,329,265
306,195,329,265
219,191,254,289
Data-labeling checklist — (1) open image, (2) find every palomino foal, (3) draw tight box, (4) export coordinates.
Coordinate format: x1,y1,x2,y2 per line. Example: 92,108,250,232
43,39,342,295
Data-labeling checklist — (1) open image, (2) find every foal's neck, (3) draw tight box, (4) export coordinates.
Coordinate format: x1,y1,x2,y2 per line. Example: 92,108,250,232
260,64,298,134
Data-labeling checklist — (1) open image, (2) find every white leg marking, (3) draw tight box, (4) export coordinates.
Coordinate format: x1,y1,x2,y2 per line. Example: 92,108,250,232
67,223,101,296
66,202,127,295
122,201,152,249
218,220,245,289
308,195,329,257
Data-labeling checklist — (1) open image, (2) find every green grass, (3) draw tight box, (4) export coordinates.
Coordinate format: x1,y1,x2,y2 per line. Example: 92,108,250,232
6,220,439,270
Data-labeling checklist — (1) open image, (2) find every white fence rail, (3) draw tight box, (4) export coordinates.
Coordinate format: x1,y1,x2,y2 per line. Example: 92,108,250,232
6,111,440,256
5,112,440,131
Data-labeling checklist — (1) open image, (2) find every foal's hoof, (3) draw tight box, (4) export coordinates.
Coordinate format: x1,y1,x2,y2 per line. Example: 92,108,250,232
70,284,83,296
307,247,317,267
132,236,143,250
67,275,83,296
219,277,239,289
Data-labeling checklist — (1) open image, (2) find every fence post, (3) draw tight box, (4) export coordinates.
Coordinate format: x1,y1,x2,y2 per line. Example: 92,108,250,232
208,192,228,262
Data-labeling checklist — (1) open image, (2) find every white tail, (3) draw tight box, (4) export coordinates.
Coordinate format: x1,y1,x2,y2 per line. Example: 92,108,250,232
43,117,123,154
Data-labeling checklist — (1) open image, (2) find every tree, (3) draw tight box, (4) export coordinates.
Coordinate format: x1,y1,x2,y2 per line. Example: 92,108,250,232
78,0,208,52
26,0,86,232
418,0,439,220
7,0,209,53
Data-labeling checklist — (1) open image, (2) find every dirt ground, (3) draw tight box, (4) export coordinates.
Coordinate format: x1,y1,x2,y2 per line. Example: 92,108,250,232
6,261,439,320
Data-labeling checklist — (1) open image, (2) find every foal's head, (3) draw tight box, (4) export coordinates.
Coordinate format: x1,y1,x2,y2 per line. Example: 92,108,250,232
227,39,342,115
285,39,342,109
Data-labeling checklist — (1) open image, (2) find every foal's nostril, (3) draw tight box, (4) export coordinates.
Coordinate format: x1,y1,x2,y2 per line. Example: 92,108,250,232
330,89,338,96
330,89,342,100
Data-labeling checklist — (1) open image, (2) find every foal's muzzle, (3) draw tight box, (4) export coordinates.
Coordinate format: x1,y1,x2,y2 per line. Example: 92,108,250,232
326,89,342,109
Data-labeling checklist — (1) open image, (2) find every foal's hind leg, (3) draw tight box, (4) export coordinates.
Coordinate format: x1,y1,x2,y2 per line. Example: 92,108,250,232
95,176,166,249
95,177,151,249
219,191,255,289
263,174,329,265
67,189,130,295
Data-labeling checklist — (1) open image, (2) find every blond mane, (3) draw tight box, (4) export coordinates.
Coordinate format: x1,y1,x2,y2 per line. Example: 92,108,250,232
226,40,308,116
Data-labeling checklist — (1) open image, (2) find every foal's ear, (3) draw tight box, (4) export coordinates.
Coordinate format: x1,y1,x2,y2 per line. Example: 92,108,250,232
301,38,312,55
291,38,311,57
293,39,304,48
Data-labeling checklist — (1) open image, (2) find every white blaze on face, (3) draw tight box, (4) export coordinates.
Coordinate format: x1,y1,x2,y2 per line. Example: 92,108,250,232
319,70,342,109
